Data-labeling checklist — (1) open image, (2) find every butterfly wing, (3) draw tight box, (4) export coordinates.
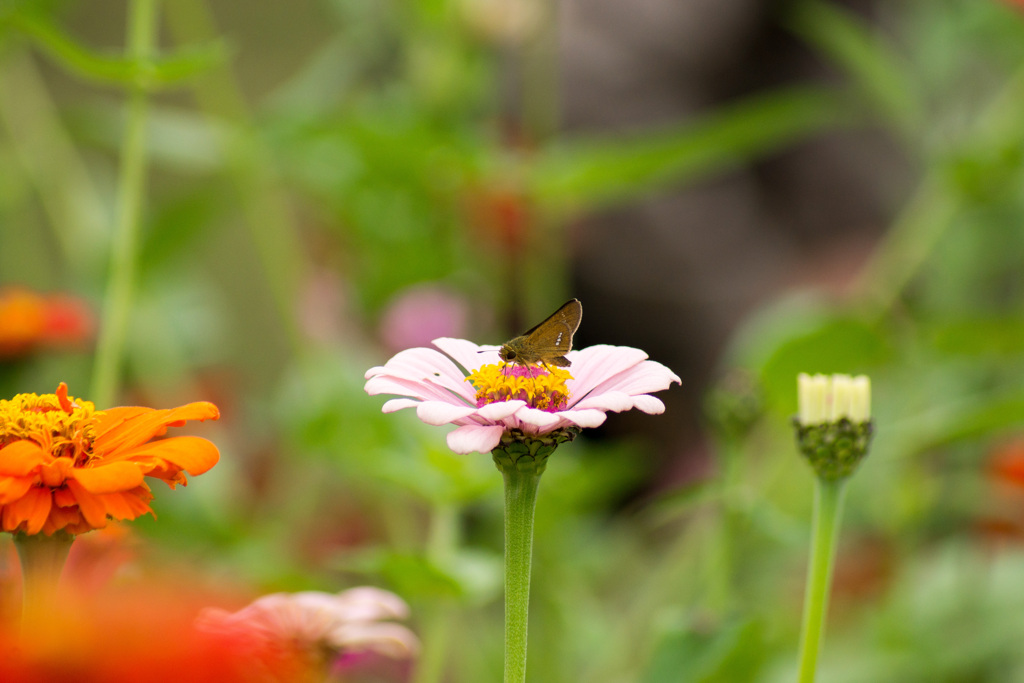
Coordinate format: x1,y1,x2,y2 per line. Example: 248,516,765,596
523,299,582,365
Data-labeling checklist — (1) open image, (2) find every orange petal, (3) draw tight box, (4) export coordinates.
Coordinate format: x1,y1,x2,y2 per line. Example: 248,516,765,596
2,506,18,532
93,403,220,455
111,436,220,477
54,487,77,508
125,488,154,515
45,505,82,534
56,382,73,413
0,440,50,476
70,462,145,494
97,490,151,521
7,486,53,534
65,479,108,530
0,476,34,505
91,406,148,438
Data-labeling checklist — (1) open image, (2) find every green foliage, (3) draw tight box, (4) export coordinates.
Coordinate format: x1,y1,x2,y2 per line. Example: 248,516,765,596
529,87,862,214
3,0,1024,680
642,616,766,683
6,8,225,87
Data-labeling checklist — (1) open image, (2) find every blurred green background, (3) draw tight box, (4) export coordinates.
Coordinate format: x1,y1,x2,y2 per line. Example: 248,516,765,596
3,0,1024,680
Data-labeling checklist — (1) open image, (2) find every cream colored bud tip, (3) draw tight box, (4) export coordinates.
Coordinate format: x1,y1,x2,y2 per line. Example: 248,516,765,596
797,373,870,425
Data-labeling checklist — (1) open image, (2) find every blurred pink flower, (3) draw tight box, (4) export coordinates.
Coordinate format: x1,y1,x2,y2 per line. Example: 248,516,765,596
197,587,418,662
364,338,680,454
379,285,470,354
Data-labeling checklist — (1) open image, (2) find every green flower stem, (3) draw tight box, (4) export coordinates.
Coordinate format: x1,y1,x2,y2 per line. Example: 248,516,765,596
498,459,543,683
489,429,574,682
796,476,848,683
91,0,158,407
13,532,75,631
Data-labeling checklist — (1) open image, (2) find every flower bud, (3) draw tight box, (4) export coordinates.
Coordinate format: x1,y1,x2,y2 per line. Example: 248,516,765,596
794,374,874,480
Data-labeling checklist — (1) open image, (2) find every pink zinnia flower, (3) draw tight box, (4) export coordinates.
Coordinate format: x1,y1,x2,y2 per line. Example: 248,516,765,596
364,337,680,454
197,587,418,662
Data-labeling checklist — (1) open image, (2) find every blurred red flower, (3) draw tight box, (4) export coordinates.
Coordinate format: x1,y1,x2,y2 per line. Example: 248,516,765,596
0,289,92,358
0,581,310,683
976,438,1024,544
989,438,1024,490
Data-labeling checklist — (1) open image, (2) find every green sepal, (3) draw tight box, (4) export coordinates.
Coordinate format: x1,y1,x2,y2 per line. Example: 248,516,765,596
793,418,874,481
491,427,580,476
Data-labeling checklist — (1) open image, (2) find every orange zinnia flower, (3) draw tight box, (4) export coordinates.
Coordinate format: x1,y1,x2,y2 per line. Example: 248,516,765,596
0,383,219,536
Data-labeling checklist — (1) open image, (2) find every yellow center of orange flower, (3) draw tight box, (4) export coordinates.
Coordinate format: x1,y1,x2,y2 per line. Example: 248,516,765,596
467,363,572,412
0,384,101,466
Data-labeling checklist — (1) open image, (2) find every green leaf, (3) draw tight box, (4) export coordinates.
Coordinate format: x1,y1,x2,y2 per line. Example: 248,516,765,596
731,299,891,416
788,0,922,133
335,548,500,604
929,317,1024,357
12,12,226,88
642,616,765,683
527,87,856,213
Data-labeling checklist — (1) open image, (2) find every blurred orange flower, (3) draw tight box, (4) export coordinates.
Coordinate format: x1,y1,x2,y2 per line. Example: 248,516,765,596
976,438,1024,545
0,383,219,536
0,289,93,358
0,581,307,683
989,437,1024,490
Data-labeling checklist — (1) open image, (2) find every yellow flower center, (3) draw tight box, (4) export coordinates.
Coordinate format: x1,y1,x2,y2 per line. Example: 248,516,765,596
467,363,572,412
0,385,102,465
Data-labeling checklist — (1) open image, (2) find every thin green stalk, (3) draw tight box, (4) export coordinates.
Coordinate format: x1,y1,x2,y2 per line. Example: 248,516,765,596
415,503,460,683
796,477,847,683
0,50,109,279
14,532,74,632
854,169,956,322
705,438,742,613
91,0,158,407
164,0,307,357
415,604,456,683
520,0,558,143
856,63,1024,322
502,464,542,683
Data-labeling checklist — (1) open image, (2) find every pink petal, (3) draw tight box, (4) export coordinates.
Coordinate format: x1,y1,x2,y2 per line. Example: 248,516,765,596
514,408,562,429
365,375,474,407
446,425,505,454
566,345,650,394
431,337,501,373
475,401,527,421
592,360,681,397
572,390,636,413
632,395,666,414
571,362,679,409
335,587,411,620
417,401,478,426
328,622,419,658
364,347,457,383
382,398,421,413
365,346,476,402
558,409,608,428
